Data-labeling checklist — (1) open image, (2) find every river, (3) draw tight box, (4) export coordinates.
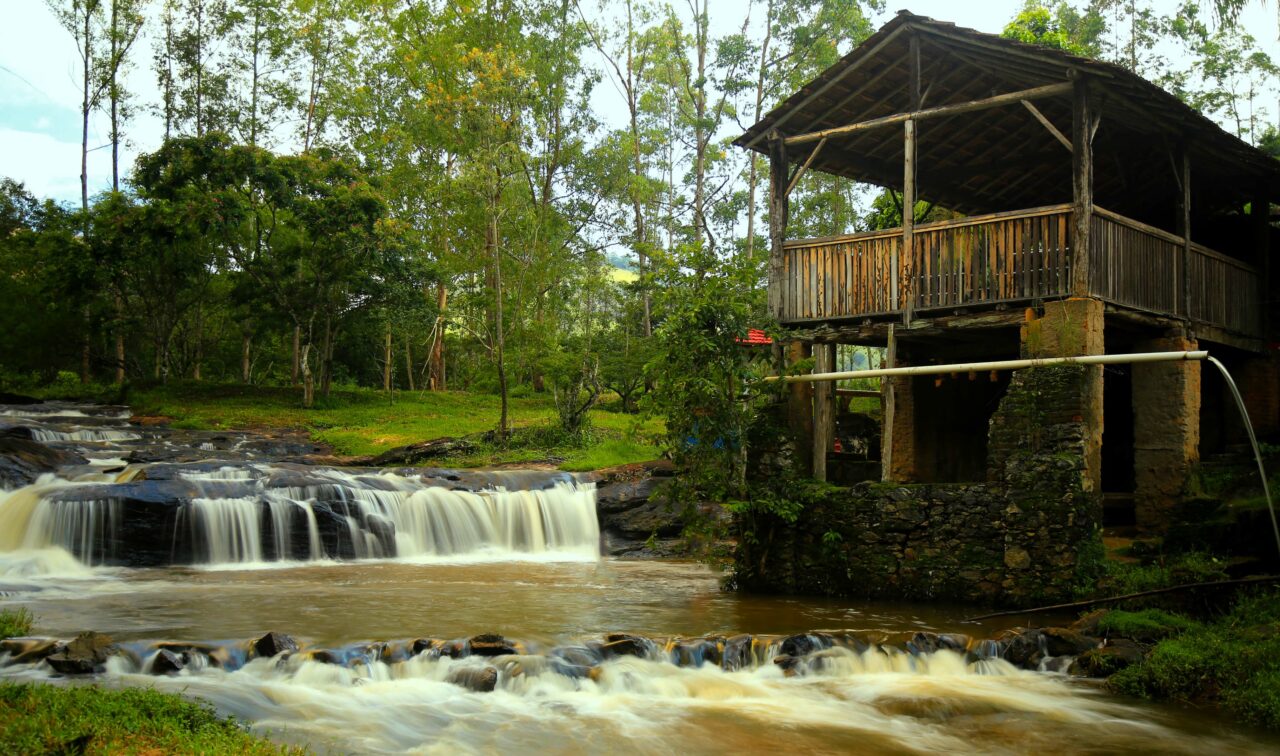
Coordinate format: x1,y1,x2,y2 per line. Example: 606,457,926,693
0,403,1275,754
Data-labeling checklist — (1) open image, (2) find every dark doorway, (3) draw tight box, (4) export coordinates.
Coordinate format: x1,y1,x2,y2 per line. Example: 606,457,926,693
911,370,1012,483
1102,364,1135,493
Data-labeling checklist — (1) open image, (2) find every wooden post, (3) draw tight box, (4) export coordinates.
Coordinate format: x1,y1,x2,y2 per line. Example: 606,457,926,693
813,342,835,481
767,130,790,321
1254,183,1272,335
788,341,814,474
901,34,921,324
1070,74,1094,297
1176,148,1191,317
881,324,896,482
902,119,917,324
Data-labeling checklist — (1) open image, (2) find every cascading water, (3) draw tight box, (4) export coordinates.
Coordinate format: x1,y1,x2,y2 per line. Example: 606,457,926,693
1,463,600,569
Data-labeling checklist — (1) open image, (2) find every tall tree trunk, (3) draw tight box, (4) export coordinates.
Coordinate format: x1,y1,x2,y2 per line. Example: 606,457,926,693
193,304,203,381
291,324,301,385
489,196,508,443
745,0,774,267
301,343,314,408
321,317,334,398
383,322,392,391
241,328,252,383
114,294,125,384
404,335,414,392
429,282,446,390
109,0,119,191
81,306,92,385
80,5,91,221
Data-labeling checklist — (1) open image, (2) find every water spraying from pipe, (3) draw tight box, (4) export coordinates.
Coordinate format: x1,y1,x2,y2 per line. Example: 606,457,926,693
1206,356,1280,558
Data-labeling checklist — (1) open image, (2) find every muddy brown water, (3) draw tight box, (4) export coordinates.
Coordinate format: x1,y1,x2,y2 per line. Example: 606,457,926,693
1,401,1277,755
1,556,1276,755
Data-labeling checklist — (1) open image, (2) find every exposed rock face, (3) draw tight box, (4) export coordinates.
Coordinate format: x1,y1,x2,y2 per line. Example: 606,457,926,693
446,665,499,692
0,436,87,488
468,634,517,657
590,460,694,557
253,632,299,659
150,648,187,675
371,437,475,466
45,632,117,675
1069,639,1145,677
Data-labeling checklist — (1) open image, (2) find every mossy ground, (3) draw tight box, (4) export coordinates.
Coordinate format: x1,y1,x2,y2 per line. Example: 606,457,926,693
23,380,663,471
1107,589,1280,729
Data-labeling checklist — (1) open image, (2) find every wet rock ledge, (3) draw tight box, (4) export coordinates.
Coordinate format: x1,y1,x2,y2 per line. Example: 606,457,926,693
0,611,1160,694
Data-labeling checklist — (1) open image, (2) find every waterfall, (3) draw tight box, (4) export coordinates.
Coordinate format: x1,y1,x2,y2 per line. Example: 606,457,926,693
0,466,600,568
29,428,141,443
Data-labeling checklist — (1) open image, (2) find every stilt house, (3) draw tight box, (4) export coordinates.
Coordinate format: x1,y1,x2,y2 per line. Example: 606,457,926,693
736,11,1279,531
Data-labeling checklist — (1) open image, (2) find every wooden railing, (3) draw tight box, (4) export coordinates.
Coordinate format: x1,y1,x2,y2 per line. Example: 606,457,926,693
781,205,1072,321
779,204,1262,338
1089,208,1263,336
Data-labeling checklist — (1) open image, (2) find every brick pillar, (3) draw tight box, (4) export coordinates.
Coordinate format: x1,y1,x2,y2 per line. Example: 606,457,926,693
1132,332,1201,532
1020,299,1105,494
1236,352,1280,437
883,372,916,481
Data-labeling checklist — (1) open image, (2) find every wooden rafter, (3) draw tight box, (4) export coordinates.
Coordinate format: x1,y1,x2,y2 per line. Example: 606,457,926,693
785,81,1073,147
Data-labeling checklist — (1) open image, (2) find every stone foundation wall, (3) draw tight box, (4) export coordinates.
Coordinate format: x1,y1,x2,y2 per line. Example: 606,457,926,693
737,364,1102,607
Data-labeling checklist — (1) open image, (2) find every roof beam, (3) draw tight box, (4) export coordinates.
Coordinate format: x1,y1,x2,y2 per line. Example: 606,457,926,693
742,23,910,150
1021,99,1072,151
784,81,1073,147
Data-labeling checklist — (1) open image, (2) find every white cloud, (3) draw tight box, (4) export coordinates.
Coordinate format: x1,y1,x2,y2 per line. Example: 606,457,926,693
0,126,113,203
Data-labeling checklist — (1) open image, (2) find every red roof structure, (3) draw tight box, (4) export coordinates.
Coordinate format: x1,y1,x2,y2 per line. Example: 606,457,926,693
736,328,774,346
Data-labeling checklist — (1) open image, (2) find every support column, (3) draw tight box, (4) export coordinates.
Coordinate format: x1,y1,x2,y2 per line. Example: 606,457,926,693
881,326,916,482
901,34,921,324
767,131,790,321
1021,299,1105,494
787,341,813,474
812,343,835,481
1070,74,1094,297
1132,330,1200,532
1176,148,1191,316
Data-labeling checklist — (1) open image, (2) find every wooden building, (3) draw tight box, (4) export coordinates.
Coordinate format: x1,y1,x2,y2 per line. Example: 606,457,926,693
736,12,1279,530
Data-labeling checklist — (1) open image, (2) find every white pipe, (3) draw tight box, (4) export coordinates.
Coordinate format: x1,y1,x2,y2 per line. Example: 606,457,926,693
769,350,1208,384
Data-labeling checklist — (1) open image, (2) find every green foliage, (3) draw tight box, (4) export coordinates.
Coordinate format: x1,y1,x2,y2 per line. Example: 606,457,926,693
0,608,33,640
1109,589,1280,729
644,242,769,500
1098,609,1199,641
0,682,294,755
1002,1,1105,57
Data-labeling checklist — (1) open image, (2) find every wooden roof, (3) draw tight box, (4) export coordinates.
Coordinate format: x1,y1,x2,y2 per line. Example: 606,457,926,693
736,11,1280,225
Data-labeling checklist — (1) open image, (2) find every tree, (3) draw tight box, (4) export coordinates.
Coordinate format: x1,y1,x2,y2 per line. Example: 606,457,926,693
1002,1,1106,57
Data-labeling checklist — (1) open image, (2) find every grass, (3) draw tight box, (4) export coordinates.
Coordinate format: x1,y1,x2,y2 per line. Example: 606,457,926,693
1097,609,1199,642
0,610,293,755
0,683,297,755
0,607,33,638
1109,588,1280,729
43,381,664,471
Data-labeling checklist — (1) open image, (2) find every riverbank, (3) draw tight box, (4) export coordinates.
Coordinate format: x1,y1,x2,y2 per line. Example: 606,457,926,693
7,381,662,471
0,610,288,755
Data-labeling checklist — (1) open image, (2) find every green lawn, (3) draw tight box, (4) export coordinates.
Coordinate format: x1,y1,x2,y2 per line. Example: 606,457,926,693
126,383,662,470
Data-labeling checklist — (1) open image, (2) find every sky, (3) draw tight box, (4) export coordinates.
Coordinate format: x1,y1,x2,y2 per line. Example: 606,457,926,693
1,1,1276,205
